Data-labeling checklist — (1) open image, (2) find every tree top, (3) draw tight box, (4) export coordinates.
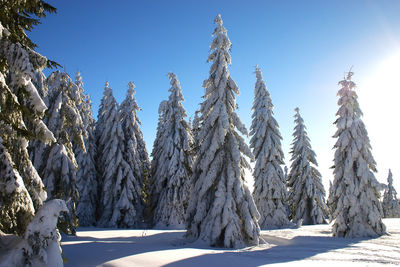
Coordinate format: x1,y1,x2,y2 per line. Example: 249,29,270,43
255,65,263,80
128,81,136,91
214,14,223,26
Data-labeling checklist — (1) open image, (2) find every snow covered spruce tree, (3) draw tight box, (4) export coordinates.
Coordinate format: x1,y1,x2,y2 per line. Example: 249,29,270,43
327,71,386,237
287,107,327,225
250,66,289,229
186,15,260,248
191,110,202,157
39,71,86,234
1,3,67,264
120,81,150,193
95,82,115,196
150,73,193,228
74,72,99,226
148,100,168,223
382,169,400,218
0,7,57,234
97,82,144,228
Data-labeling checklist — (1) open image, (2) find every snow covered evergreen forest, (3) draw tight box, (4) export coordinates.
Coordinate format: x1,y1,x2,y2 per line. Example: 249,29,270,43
1,1,400,266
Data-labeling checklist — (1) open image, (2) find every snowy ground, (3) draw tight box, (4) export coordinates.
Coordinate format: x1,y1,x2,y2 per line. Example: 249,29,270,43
61,218,400,267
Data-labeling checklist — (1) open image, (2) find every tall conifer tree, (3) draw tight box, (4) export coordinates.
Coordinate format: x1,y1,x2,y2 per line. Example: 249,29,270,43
40,71,85,234
250,66,289,229
96,82,114,192
74,72,99,226
287,107,327,225
191,110,201,157
1,2,67,263
97,82,143,228
186,15,260,248
120,82,150,190
382,169,400,218
151,73,193,228
328,71,385,237
148,100,168,224
0,6,56,234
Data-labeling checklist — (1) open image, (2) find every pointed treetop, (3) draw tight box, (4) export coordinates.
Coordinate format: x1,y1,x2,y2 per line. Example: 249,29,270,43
388,169,393,184
255,65,263,80
75,71,82,82
346,66,354,80
75,71,83,92
128,81,136,95
167,73,185,106
168,72,181,90
128,81,135,90
338,68,356,90
209,14,231,64
102,81,114,102
168,72,177,82
214,14,223,26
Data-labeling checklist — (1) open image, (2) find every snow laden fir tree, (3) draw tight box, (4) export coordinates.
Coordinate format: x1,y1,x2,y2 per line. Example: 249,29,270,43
97,82,144,228
119,81,150,200
0,20,55,236
287,107,327,225
74,72,99,226
186,15,260,248
191,110,201,157
39,71,85,234
382,169,400,218
150,73,192,228
149,100,168,223
96,82,119,226
0,2,66,264
250,66,289,229
328,71,385,237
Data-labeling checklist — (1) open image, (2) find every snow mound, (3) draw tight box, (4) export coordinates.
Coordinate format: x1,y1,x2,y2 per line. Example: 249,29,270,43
0,199,67,267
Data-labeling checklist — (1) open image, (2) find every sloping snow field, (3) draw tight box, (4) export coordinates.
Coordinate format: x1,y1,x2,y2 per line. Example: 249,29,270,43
62,218,400,267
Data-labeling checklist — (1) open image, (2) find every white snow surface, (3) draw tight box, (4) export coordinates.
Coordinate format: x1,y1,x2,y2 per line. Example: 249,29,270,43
61,218,400,266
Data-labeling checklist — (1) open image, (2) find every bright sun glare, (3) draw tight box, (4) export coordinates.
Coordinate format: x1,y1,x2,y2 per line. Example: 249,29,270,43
358,51,400,190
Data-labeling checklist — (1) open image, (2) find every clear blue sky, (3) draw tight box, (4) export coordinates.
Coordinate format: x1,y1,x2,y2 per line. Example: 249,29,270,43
30,0,400,190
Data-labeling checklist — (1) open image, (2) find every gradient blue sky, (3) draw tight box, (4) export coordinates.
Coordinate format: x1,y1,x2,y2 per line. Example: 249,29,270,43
30,0,400,190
